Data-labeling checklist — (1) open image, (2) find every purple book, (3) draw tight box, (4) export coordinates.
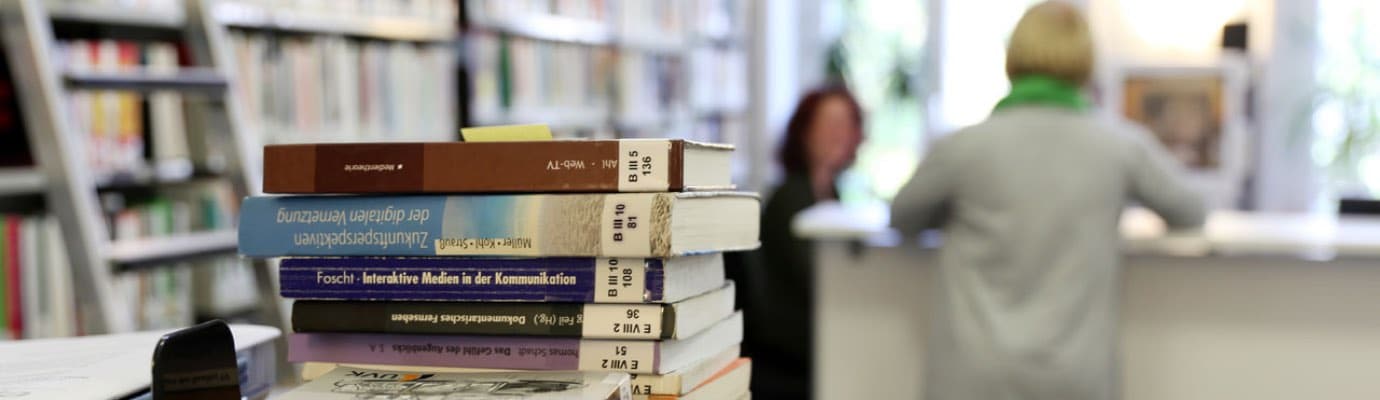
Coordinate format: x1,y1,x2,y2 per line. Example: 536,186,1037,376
278,254,724,303
287,311,744,375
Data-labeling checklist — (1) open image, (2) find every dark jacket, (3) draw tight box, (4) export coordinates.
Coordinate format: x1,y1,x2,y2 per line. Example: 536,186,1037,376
728,173,819,399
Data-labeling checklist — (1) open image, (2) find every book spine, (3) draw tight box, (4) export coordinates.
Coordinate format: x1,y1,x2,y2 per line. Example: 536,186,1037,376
238,193,671,257
20,216,39,339
5,216,20,339
0,216,8,340
291,301,671,339
262,139,685,193
287,333,662,374
279,257,667,303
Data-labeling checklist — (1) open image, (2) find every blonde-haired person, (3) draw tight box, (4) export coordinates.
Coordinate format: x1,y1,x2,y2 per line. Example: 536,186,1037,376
891,2,1205,400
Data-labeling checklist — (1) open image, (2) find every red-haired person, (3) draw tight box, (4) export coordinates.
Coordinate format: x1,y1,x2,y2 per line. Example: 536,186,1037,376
730,86,863,400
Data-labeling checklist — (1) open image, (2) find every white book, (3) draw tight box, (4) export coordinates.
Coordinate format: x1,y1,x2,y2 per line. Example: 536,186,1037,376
146,42,190,174
42,217,74,337
634,358,750,400
19,216,40,339
339,40,361,141
300,343,742,397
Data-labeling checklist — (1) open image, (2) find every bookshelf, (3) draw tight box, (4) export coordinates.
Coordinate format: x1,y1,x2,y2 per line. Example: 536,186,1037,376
0,0,458,340
461,0,752,149
0,0,263,336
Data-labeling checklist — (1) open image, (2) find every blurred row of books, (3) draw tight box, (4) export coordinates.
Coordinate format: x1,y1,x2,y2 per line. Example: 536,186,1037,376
0,183,256,340
227,32,455,145
463,0,749,145
49,40,191,181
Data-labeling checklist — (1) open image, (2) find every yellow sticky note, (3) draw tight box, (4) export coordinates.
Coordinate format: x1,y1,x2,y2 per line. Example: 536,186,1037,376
460,124,554,142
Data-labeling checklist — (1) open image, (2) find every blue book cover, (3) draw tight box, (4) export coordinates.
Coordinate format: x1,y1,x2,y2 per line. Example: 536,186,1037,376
280,257,668,303
237,193,758,257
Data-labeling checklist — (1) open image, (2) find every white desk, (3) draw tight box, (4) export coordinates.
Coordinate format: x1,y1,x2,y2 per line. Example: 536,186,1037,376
796,203,1380,400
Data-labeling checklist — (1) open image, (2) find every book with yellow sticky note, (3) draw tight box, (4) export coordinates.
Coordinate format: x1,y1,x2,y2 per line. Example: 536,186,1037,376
262,125,735,193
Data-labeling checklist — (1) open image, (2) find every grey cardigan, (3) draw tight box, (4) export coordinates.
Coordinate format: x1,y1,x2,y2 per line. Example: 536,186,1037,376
891,106,1206,400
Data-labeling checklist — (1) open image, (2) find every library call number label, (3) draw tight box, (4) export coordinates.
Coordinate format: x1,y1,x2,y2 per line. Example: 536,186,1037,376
595,257,646,302
583,303,661,339
618,140,670,191
578,341,656,374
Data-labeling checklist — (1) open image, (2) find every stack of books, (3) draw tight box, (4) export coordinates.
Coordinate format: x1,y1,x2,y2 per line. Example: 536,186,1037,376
240,133,757,399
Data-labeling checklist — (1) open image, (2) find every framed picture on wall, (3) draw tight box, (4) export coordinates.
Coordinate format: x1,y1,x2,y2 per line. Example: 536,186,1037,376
1122,72,1225,170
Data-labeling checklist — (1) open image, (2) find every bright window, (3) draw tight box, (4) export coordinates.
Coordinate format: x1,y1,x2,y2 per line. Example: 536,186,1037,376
935,0,1041,132
1314,0,1380,197
828,0,928,201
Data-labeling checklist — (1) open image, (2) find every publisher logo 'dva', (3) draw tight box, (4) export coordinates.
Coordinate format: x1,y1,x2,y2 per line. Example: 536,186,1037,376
346,370,435,381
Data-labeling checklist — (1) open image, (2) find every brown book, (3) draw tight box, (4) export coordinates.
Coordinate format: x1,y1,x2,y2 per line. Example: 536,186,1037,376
264,140,735,194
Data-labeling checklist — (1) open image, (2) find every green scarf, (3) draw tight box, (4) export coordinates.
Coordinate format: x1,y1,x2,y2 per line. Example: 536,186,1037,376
993,75,1088,112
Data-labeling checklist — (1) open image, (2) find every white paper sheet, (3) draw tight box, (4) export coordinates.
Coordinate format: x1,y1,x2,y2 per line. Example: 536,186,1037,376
0,324,279,400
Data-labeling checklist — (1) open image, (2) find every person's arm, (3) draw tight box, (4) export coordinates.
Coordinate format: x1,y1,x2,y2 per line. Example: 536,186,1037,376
1125,127,1207,229
891,138,960,235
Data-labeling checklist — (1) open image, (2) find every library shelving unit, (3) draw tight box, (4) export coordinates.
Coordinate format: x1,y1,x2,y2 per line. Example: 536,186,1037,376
0,0,456,338
462,0,751,149
0,0,264,335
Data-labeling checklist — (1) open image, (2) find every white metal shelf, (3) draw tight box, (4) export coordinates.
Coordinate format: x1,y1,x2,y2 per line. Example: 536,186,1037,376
619,35,687,55
616,106,694,127
64,68,228,93
473,106,612,130
470,15,694,56
92,159,198,189
215,1,452,42
689,33,745,48
0,167,46,196
693,104,749,117
45,2,185,28
108,229,238,267
468,14,614,46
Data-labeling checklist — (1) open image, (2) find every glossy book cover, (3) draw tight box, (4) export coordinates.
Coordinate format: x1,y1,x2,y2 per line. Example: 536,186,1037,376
279,257,670,302
278,368,631,400
238,193,755,257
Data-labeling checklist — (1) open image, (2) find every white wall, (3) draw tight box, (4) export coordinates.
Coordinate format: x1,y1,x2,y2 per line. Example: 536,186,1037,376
748,0,810,191
746,0,845,192
1090,0,1327,212
1253,0,1324,212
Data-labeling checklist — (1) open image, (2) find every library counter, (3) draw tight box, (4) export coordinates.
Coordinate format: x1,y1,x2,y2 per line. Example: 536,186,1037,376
796,204,1380,400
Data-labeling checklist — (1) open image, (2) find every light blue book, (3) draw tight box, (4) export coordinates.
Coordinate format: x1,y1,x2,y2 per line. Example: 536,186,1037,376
237,192,759,258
